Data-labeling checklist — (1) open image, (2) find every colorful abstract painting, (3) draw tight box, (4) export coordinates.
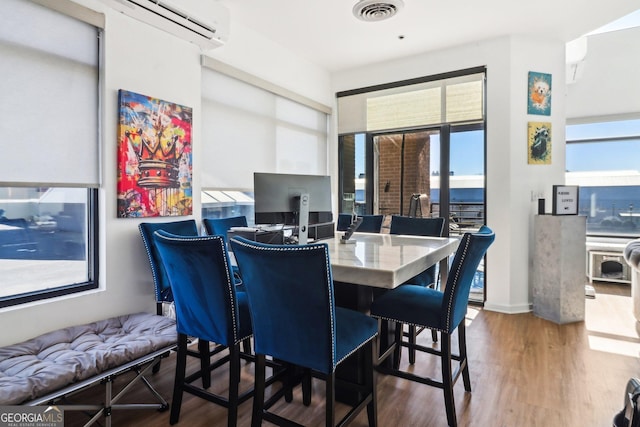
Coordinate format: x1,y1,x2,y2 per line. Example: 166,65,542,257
528,121,552,165
527,71,552,116
117,90,193,218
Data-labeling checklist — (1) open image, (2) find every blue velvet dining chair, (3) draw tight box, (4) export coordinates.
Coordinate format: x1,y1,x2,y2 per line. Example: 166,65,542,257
336,213,354,231
202,216,248,241
370,226,494,427
203,216,248,287
358,214,384,233
229,236,379,427
389,215,446,361
390,215,446,288
152,231,255,427
139,219,199,315
337,213,385,233
139,220,216,381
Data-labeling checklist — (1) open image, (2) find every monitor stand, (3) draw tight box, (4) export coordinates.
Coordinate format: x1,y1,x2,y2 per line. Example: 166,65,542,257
297,193,310,245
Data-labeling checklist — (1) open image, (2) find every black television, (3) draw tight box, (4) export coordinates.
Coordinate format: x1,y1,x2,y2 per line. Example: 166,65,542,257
253,172,333,243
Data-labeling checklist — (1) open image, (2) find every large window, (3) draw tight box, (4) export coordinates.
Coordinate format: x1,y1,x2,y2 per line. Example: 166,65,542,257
337,68,486,231
200,59,330,222
566,118,640,237
0,0,102,307
337,68,487,302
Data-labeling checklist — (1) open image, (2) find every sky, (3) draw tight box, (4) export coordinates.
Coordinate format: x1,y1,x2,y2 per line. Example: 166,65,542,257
588,9,640,35
353,119,640,177
566,120,640,172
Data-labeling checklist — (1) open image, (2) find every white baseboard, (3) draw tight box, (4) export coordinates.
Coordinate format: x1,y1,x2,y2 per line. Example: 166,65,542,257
482,302,532,314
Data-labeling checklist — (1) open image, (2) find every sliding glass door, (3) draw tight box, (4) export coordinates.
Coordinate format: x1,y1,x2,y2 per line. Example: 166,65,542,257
372,130,439,221
337,67,487,302
338,124,486,301
449,127,486,301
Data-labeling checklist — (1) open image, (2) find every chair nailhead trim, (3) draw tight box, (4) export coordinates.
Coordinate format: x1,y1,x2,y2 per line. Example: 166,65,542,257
157,233,245,345
139,226,162,302
370,313,446,334
444,234,472,332
370,233,473,334
231,239,339,368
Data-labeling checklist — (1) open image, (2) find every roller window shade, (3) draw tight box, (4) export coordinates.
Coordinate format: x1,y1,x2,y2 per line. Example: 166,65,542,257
201,68,328,189
338,72,484,134
0,0,100,186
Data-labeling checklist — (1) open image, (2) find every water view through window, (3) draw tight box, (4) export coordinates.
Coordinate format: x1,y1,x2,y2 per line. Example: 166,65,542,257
566,119,640,237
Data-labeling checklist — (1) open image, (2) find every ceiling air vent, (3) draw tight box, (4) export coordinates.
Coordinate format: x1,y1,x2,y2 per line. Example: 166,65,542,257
353,0,404,22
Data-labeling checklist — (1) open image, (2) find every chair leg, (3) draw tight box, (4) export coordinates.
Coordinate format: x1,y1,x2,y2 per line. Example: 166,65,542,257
242,337,252,356
170,334,188,425
365,340,378,427
325,372,336,427
406,325,436,364
198,339,211,389
227,344,241,427
283,362,294,403
440,332,457,427
251,354,266,427
458,323,471,392
408,325,417,364
393,322,403,370
302,367,312,406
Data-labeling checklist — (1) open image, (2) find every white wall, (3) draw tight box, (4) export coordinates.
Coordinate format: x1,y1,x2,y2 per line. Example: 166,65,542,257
0,0,332,347
566,26,640,120
3,0,634,346
208,21,333,108
331,35,568,313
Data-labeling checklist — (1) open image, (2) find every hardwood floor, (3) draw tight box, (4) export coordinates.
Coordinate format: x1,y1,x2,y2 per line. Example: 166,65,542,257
63,282,638,426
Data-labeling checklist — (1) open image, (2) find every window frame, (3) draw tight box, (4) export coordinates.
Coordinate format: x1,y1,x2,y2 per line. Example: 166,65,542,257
565,118,640,239
0,188,100,308
0,0,102,308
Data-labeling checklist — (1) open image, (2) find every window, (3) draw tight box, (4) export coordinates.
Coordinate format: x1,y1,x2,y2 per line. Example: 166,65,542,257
202,190,255,226
0,0,102,307
200,59,330,221
566,118,640,237
0,187,98,306
337,68,487,303
337,68,486,226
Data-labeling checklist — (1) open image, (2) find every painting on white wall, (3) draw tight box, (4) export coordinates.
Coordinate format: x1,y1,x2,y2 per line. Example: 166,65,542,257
528,121,552,165
117,90,193,218
527,71,552,116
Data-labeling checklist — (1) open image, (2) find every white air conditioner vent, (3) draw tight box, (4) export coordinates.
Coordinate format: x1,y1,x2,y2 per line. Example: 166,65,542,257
100,0,229,50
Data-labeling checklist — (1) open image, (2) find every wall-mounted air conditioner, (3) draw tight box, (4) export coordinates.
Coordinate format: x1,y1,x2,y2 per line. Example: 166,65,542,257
99,0,229,50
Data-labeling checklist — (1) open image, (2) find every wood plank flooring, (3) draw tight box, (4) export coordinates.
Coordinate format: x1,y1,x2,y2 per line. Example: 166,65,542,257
62,282,639,426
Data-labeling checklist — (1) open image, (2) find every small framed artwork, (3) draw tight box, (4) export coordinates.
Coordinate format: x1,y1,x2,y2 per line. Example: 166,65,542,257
528,121,552,165
552,185,579,215
527,71,552,116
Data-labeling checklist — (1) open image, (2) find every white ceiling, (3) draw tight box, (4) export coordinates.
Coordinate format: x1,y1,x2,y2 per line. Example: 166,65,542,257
225,0,639,72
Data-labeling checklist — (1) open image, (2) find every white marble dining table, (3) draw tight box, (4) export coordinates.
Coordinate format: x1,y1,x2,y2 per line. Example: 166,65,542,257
323,231,460,402
325,231,460,289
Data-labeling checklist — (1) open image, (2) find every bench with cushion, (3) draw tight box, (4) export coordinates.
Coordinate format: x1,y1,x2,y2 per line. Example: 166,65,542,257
0,312,177,425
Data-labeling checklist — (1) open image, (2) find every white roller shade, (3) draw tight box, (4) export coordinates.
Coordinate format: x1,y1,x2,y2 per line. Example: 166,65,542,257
338,72,484,134
0,0,100,186
201,67,329,189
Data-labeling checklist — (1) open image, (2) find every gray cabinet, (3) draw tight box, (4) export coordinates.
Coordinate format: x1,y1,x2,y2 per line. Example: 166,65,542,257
532,215,587,324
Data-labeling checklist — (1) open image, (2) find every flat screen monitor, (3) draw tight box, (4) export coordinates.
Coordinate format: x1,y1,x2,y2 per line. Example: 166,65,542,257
253,172,333,226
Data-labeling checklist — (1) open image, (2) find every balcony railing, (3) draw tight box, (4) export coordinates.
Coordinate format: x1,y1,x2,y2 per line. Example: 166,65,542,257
430,202,485,234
